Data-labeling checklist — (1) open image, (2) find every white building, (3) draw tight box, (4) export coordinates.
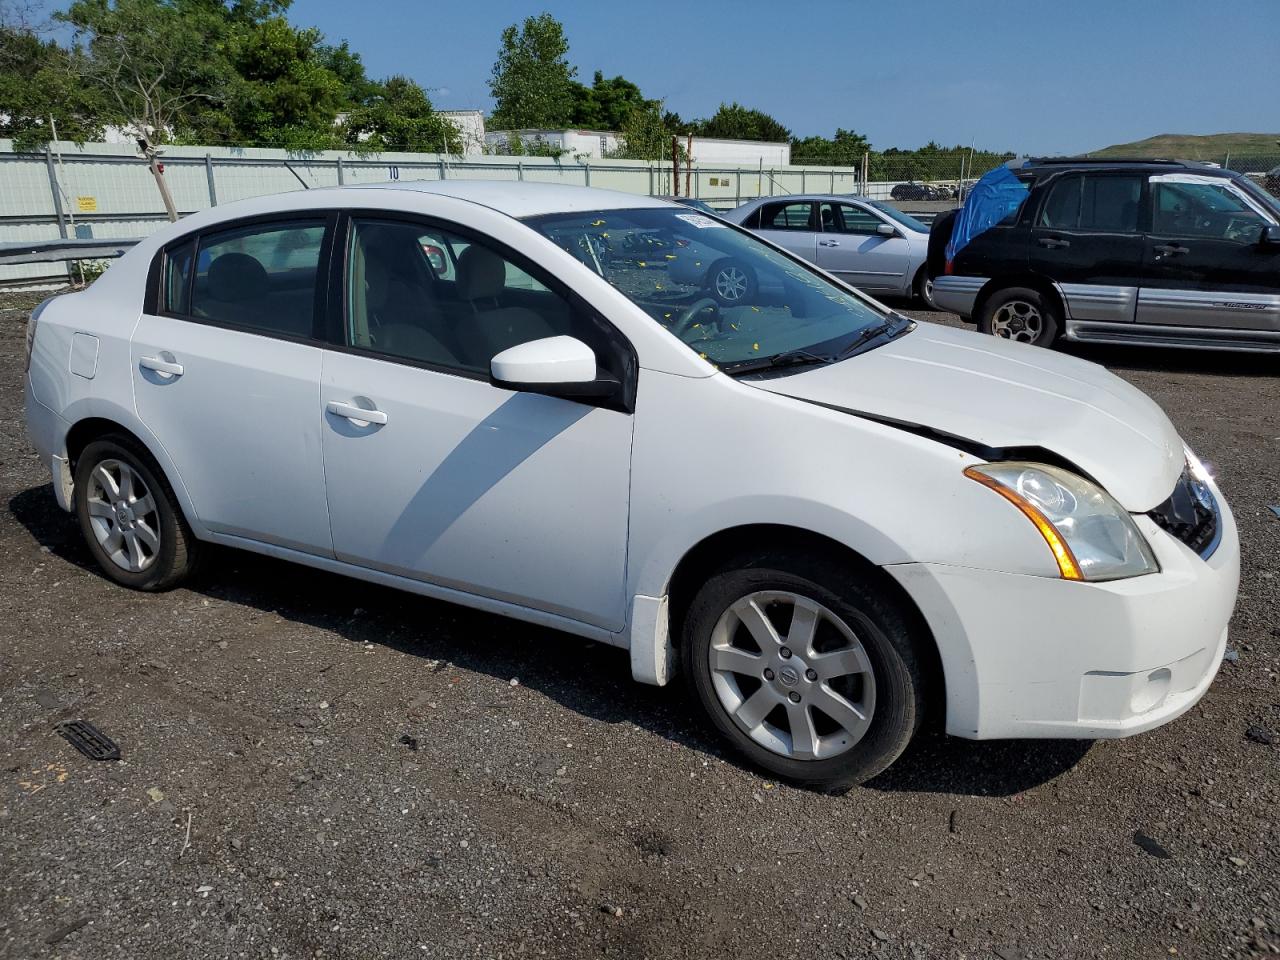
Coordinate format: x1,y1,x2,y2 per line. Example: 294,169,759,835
485,128,621,159
440,110,486,156
689,137,790,167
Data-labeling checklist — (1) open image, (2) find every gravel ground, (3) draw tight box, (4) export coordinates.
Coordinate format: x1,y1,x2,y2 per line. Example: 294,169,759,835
1,289,1277,960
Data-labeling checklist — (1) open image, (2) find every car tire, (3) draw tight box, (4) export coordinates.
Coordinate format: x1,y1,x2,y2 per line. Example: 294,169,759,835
681,552,928,791
913,267,937,309
74,435,201,591
978,286,1060,347
706,258,757,307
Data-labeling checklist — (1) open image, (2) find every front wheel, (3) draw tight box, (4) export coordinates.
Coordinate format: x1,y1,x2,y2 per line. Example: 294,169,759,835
978,286,1060,347
682,553,928,790
74,435,201,591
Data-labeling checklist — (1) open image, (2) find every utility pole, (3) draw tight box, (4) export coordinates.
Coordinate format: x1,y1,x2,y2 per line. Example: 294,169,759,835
685,133,693,198
138,131,179,222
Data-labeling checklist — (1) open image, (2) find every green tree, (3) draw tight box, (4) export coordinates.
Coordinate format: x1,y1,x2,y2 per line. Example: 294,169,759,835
608,100,681,161
790,127,871,166
488,12,576,129
570,70,652,130
693,102,790,142
0,25,107,150
342,75,460,153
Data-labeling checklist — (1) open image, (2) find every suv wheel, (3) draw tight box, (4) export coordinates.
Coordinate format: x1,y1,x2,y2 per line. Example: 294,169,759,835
74,435,201,590
682,552,927,791
979,286,1060,347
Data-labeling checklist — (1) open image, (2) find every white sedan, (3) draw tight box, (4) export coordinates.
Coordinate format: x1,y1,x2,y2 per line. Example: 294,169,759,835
24,181,1238,789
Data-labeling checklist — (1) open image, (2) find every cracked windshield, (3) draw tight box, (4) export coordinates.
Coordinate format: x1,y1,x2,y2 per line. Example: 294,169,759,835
526,208,897,369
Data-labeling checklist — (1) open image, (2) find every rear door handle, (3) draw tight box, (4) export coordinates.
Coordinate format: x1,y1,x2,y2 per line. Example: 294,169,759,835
818,239,840,247
1037,237,1071,249
326,400,388,426
139,355,184,377
1153,243,1190,256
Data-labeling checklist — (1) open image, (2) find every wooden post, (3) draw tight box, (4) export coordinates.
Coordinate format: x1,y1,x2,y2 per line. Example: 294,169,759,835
672,136,680,197
685,133,693,197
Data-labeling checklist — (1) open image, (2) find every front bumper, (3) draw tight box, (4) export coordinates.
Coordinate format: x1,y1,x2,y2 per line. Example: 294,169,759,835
887,502,1239,740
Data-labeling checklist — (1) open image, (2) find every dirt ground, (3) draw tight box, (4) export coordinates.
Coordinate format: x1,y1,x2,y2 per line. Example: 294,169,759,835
1,290,1277,960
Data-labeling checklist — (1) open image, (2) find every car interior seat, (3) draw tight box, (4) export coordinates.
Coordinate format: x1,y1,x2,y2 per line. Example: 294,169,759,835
453,245,557,366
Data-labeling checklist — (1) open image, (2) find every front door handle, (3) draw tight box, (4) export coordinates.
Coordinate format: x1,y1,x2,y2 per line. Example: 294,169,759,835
1037,237,1071,249
326,400,388,426
139,355,184,378
1153,243,1190,256
818,239,840,247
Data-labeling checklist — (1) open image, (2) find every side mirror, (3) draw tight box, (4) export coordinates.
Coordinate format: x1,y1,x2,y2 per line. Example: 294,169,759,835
1262,224,1280,245
490,335,621,403
876,223,898,237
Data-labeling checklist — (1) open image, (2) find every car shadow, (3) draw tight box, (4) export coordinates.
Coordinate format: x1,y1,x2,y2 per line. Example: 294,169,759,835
10,483,1089,798
1058,341,1280,377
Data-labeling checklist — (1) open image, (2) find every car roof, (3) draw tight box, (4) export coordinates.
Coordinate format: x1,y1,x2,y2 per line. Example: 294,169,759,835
1017,157,1238,177
350,179,673,218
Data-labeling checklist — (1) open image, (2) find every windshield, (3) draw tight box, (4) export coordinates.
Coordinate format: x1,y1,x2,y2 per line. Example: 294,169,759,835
867,200,930,233
524,207,894,368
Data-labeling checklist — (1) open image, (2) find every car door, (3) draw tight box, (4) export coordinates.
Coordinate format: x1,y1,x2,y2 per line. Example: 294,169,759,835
1027,172,1145,323
1137,174,1280,329
751,200,818,263
815,201,914,293
319,214,635,631
132,215,335,555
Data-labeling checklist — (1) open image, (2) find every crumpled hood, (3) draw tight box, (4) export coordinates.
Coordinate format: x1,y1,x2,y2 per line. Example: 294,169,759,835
752,323,1184,511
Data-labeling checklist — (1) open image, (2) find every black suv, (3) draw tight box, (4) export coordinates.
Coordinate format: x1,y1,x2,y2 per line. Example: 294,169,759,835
928,158,1280,352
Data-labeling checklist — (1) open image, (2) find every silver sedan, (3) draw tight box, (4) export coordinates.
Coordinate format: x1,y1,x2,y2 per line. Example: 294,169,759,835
723,195,935,305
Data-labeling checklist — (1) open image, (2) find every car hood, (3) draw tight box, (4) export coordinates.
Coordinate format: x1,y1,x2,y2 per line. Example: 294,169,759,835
751,323,1184,511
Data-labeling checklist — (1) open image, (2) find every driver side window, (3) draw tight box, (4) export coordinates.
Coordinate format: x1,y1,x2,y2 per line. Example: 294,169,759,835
1151,180,1269,241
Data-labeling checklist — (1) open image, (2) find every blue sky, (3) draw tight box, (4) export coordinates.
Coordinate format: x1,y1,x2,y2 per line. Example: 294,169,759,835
250,2,1276,153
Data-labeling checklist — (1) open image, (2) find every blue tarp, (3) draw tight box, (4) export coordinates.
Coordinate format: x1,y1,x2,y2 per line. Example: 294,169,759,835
945,164,1031,264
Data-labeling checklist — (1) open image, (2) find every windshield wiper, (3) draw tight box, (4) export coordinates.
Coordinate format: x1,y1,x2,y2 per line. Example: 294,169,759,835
835,315,910,359
721,348,835,376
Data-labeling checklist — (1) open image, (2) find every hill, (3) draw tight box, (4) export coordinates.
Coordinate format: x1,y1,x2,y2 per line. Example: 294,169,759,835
1090,132,1280,161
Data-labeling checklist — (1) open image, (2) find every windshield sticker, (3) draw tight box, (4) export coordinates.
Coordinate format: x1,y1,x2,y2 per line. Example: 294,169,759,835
675,213,724,229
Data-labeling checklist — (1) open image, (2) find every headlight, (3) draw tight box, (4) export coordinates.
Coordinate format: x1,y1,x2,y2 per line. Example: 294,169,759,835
965,462,1159,581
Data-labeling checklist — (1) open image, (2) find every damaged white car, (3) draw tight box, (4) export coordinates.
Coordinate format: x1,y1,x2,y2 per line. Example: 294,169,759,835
24,182,1239,788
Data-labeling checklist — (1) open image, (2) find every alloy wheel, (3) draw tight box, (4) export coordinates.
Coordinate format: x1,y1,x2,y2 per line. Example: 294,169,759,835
715,265,749,302
85,459,161,573
708,591,876,761
990,300,1044,342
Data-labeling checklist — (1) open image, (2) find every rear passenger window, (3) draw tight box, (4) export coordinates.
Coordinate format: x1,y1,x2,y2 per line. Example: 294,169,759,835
162,240,194,315
759,202,815,231
190,221,325,337
1038,175,1141,233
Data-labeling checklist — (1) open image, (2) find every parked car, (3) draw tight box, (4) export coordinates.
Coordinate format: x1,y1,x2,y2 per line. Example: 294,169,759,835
890,182,947,201
25,181,1238,789
930,158,1280,351
657,196,720,216
1263,165,1280,197
724,194,935,304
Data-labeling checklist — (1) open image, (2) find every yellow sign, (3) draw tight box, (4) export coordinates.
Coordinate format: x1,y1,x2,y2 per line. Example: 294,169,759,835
76,196,97,213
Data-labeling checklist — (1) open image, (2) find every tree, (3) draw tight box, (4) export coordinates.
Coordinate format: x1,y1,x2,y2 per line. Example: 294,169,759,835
790,127,871,166
488,12,575,130
570,70,651,130
0,24,107,150
608,100,681,161
57,0,236,219
693,102,790,143
342,75,461,153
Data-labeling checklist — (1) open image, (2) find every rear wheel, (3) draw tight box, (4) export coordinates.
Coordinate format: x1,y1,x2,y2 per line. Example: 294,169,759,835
913,267,937,309
682,553,928,790
74,435,201,591
978,286,1060,347
707,259,757,307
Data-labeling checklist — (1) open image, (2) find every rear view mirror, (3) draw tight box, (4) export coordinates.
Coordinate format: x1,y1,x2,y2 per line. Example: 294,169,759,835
876,223,898,237
1262,224,1280,245
490,335,621,404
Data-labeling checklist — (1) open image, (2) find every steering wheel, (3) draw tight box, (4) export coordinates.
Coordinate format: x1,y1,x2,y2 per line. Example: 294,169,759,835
670,297,719,337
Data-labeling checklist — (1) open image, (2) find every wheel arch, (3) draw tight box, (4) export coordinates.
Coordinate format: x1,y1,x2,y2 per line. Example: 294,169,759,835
63,413,204,535
659,523,945,718
973,274,1067,326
